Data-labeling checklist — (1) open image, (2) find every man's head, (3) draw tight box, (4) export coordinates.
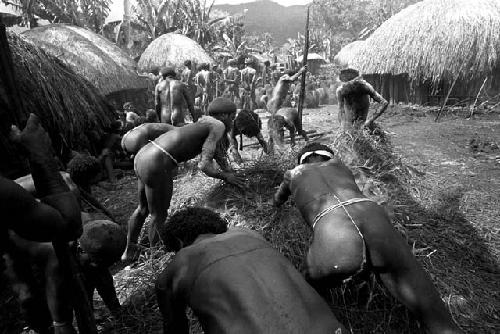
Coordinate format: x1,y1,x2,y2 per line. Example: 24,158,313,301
160,66,177,79
339,68,360,82
286,69,298,76
234,109,261,138
208,97,237,129
145,109,159,123
161,207,228,252
228,59,237,66
197,63,205,72
123,102,135,113
79,220,126,267
297,143,335,164
67,153,102,192
244,57,252,66
184,60,192,68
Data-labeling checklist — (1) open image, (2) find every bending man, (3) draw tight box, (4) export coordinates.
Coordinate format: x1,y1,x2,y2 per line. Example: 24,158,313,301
121,98,245,261
155,207,348,334
273,143,462,334
336,68,388,130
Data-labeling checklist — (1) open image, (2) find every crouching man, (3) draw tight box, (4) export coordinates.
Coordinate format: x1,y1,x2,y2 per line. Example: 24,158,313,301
155,207,348,334
267,107,308,147
3,217,125,334
273,143,462,334
231,109,268,159
121,98,245,261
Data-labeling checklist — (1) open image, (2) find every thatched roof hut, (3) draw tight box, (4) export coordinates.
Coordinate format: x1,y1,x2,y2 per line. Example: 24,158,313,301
22,24,148,96
349,0,500,104
334,41,365,68
296,52,327,75
0,32,115,178
138,33,214,73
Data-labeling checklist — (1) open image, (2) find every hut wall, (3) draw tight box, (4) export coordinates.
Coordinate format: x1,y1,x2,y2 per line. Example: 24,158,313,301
363,74,411,104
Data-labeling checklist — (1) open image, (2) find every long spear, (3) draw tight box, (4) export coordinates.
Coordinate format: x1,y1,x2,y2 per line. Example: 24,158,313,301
297,6,310,128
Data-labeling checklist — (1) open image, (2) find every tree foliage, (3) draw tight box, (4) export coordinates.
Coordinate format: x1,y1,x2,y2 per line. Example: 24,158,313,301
1,0,111,31
310,0,420,61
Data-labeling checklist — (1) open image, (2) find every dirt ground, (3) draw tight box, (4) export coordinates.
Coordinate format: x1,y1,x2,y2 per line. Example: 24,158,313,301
1,104,499,333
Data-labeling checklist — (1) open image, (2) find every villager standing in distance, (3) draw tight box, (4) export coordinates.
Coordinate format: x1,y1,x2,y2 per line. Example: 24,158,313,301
223,59,241,103
155,67,197,126
336,68,389,130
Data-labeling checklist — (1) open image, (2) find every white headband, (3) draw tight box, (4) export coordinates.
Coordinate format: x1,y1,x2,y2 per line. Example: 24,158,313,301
299,150,334,164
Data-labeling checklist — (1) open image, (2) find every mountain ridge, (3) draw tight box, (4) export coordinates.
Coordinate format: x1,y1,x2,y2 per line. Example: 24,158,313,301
213,0,307,46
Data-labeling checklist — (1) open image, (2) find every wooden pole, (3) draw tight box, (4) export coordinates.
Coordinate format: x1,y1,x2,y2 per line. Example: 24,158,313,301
435,76,458,122
469,77,488,119
297,6,310,128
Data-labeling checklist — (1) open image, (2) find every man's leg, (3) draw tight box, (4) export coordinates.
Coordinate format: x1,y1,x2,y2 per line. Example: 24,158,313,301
368,225,462,333
121,179,149,261
145,171,173,246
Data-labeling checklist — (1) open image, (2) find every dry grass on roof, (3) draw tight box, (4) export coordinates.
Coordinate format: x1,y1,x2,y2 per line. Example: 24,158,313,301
137,33,214,73
0,32,115,177
334,40,365,68
351,0,500,83
23,24,148,95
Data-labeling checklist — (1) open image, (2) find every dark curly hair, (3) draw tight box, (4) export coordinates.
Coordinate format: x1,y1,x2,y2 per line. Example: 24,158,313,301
67,153,101,190
297,142,335,164
161,207,228,252
234,110,262,138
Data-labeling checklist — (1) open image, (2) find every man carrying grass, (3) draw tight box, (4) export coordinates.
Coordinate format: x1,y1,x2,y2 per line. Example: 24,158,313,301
273,143,462,334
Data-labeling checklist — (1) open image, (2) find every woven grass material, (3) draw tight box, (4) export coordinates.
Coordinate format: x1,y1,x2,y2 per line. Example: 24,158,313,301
334,40,365,68
0,32,115,177
350,0,500,83
137,33,214,73
23,24,148,95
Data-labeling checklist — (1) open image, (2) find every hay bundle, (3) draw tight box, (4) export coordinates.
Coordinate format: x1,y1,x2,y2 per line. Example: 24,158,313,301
0,32,115,178
350,0,500,84
23,24,148,95
137,33,213,73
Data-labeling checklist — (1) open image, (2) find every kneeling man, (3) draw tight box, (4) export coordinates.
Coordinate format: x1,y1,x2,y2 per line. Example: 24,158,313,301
273,143,462,334
155,207,347,334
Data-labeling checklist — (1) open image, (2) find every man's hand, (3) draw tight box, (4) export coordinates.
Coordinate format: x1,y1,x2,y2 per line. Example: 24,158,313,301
10,113,52,156
223,173,246,188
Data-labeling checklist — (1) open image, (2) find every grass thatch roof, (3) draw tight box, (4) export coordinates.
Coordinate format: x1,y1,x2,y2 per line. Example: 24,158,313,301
22,24,148,95
334,40,365,68
0,32,115,178
137,33,214,72
350,0,500,83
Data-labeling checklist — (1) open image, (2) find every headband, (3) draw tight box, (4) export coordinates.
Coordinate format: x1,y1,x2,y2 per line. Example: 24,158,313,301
299,150,334,164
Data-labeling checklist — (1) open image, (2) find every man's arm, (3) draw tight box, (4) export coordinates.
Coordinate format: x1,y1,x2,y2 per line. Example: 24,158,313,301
155,83,161,117
273,170,292,206
364,82,389,127
228,128,243,163
288,66,307,82
9,114,82,241
155,261,189,334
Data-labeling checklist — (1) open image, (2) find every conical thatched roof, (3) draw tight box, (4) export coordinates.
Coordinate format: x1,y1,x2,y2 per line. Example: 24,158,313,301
138,33,214,72
0,32,115,178
350,0,500,83
334,41,365,67
22,24,148,95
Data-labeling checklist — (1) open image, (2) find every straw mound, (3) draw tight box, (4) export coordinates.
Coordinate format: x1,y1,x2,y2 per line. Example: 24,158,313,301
23,24,148,95
351,0,500,83
137,33,214,73
0,32,115,178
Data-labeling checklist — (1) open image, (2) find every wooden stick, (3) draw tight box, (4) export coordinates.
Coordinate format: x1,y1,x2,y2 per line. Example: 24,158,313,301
435,76,458,122
297,6,310,128
469,77,488,118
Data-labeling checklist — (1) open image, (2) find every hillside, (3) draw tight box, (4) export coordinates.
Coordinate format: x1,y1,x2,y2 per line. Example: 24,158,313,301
214,0,307,46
